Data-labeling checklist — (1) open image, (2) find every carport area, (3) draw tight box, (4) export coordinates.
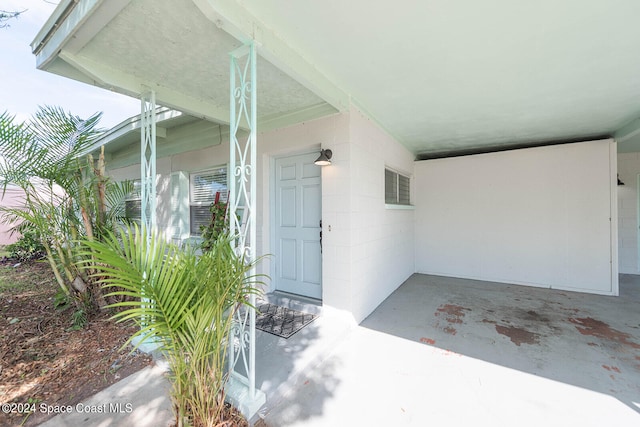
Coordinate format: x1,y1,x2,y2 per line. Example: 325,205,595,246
259,274,640,426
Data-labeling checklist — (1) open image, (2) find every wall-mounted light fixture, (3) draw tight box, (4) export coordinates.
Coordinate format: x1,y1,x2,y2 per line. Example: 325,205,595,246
314,149,333,166
618,174,625,186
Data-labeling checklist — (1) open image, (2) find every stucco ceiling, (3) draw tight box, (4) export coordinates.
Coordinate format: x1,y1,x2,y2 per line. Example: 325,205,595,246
34,0,640,156
240,0,640,155
37,0,333,130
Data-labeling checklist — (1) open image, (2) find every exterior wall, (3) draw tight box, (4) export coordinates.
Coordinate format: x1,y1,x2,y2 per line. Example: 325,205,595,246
0,186,26,246
107,113,351,297
345,108,415,322
256,112,351,304
106,108,414,323
107,119,228,240
414,139,618,296
617,152,640,274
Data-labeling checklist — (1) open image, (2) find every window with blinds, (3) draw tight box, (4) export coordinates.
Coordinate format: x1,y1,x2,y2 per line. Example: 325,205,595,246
189,166,228,235
385,168,411,205
124,179,142,221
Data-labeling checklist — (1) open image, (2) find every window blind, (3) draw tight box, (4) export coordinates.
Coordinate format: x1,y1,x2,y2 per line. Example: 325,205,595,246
189,166,228,235
385,168,411,206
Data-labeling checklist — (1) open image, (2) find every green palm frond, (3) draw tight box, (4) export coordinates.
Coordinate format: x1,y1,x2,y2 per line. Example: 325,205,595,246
80,225,266,425
104,179,134,223
0,106,103,192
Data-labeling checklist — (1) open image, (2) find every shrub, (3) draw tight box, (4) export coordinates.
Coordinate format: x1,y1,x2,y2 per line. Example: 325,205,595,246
200,199,228,252
5,224,46,261
82,226,265,426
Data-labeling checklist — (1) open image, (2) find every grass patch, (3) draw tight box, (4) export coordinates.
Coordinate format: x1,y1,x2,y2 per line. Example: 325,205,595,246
0,261,56,294
0,266,23,292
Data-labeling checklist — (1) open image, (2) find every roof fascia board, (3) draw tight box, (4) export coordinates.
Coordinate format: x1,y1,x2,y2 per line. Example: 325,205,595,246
80,107,180,157
31,0,75,51
192,0,350,113
58,51,231,125
33,0,133,70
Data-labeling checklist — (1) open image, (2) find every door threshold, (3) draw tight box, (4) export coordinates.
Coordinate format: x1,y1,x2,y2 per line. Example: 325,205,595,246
263,291,322,316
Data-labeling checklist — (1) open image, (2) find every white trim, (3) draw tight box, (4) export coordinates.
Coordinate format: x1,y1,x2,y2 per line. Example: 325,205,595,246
609,140,619,296
385,204,415,210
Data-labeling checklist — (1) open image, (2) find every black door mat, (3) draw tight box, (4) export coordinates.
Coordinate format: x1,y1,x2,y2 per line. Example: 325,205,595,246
255,303,317,339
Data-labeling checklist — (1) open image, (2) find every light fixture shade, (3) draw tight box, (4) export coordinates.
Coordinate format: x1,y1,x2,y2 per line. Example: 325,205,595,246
314,149,333,166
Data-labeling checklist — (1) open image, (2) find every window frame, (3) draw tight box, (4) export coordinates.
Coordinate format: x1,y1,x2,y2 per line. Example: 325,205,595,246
384,167,413,208
189,165,228,235
124,179,142,222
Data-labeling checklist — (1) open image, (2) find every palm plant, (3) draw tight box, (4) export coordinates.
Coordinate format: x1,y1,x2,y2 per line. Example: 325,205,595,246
0,107,133,308
82,225,263,427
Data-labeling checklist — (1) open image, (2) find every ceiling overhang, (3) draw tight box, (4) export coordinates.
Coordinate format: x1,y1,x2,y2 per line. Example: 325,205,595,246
32,0,640,156
32,0,341,131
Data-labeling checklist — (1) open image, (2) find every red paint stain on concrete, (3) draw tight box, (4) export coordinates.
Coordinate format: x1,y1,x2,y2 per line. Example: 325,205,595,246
495,325,540,346
443,326,457,335
436,304,470,330
602,365,622,373
569,317,640,349
420,337,436,345
436,304,470,319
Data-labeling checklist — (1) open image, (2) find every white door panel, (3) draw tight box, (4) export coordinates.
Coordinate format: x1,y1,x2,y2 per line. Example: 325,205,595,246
274,153,322,299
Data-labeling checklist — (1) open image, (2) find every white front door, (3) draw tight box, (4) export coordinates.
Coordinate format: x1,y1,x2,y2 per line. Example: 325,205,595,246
274,152,322,299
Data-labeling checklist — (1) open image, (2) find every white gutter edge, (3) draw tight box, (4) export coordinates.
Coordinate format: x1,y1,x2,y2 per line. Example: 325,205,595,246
31,0,78,55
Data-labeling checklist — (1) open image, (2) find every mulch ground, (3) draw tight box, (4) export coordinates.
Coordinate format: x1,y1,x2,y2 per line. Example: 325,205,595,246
0,260,153,427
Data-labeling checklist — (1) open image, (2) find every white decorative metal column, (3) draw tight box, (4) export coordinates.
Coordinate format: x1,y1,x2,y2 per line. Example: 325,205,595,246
131,90,159,354
140,90,157,232
226,41,266,417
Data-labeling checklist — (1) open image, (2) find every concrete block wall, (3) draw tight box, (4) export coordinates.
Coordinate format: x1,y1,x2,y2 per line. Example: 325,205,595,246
414,140,618,296
346,108,415,322
106,109,414,322
256,112,351,300
617,152,640,274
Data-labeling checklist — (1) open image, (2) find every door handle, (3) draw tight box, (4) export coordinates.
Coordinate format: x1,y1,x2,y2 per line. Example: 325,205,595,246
319,219,323,253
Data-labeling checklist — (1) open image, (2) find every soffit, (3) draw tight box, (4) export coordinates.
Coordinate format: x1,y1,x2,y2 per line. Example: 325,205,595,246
77,0,330,124
240,0,640,155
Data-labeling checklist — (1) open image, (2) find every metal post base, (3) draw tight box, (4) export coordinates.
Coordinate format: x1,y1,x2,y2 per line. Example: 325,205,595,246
226,375,266,420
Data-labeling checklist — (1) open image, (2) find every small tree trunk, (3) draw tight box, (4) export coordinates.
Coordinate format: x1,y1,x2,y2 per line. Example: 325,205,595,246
43,243,70,296
76,171,95,242
95,147,107,230
71,276,87,293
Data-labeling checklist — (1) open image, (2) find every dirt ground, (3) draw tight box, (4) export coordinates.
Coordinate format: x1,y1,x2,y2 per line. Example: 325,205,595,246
0,260,153,427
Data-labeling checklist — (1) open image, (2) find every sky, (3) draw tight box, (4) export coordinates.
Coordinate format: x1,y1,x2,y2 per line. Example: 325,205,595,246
1,0,141,129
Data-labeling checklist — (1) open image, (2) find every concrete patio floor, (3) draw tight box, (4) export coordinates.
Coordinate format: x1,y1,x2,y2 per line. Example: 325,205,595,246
38,273,640,426
257,274,640,426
